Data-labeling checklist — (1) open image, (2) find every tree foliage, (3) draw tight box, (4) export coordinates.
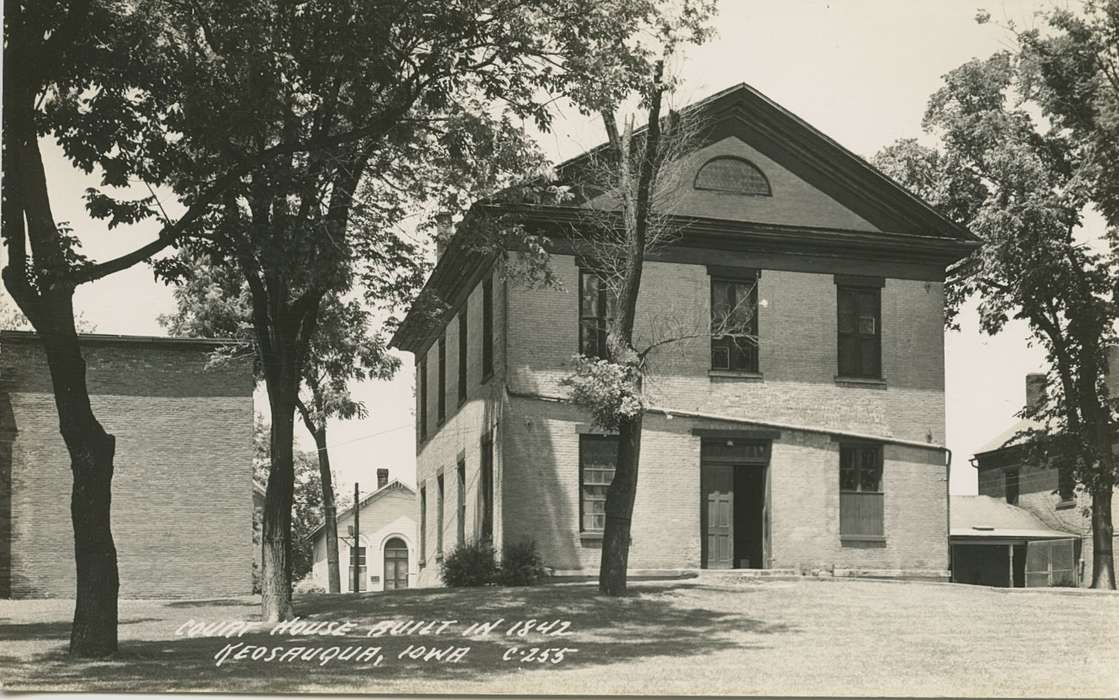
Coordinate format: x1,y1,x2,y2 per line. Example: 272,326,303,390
874,5,1118,588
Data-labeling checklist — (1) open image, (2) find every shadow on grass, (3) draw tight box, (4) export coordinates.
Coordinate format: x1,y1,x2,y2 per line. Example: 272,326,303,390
1,582,795,693
0,617,165,641
164,598,260,609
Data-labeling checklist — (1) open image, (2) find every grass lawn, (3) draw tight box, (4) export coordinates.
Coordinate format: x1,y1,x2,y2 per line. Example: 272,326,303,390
1,576,1117,696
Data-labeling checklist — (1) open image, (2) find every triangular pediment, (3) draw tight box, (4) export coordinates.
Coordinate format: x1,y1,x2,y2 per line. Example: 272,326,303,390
557,83,976,242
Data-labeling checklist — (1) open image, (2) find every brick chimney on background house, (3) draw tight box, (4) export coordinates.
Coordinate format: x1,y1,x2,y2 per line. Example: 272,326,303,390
1025,373,1047,414
376,468,389,490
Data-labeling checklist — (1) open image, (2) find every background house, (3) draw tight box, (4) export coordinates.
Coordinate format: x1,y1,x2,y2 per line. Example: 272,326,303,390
0,331,255,598
971,361,1119,587
950,495,1080,587
392,83,978,586
309,468,417,592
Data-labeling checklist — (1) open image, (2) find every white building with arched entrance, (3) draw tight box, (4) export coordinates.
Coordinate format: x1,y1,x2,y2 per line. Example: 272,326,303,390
309,469,417,592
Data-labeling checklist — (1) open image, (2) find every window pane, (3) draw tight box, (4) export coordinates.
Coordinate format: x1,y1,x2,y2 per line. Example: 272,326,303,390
581,437,618,532
580,274,599,317
837,289,856,333
838,335,860,376
860,447,882,492
839,449,858,491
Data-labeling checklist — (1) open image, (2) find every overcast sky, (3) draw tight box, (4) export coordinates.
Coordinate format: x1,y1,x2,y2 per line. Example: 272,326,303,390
3,0,1086,497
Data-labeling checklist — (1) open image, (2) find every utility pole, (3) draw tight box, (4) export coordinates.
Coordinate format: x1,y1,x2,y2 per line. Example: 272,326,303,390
353,482,360,593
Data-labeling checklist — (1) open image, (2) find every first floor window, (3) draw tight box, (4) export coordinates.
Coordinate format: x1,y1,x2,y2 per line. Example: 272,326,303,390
456,459,467,546
436,473,445,556
580,435,618,532
839,443,884,539
419,486,427,562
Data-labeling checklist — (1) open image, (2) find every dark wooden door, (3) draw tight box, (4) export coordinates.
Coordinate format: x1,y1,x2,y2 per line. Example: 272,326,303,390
383,538,409,590
702,465,735,569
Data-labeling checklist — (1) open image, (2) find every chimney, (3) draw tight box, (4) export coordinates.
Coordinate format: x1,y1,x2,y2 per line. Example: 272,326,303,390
434,214,452,262
376,468,389,490
1025,373,1047,413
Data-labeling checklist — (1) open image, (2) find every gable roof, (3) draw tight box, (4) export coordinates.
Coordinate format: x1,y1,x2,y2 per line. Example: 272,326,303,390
309,479,415,542
950,495,1077,540
555,83,978,242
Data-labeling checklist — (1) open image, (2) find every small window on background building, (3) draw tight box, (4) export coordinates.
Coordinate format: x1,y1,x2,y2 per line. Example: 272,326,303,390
482,275,494,379
837,283,882,379
1005,469,1020,506
710,275,758,372
437,335,447,424
839,443,884,538
579,269,616,359
350,546,366,568
436,473,445,557
694,156,771,196
580,435,619,533
1057,463,1075,503
457,309,468,404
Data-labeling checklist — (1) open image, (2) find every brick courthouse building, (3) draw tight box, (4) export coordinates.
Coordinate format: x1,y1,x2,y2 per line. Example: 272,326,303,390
0,331,255,598
392,84,979,585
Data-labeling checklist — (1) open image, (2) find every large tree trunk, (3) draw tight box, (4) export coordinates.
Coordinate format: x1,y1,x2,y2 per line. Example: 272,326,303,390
40,315,120,656
261,378,298,621
1090,486,1116,589
599,413,643,596
311,427,341,594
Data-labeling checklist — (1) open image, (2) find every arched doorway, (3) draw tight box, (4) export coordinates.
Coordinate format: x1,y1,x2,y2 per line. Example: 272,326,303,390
383,537,409,590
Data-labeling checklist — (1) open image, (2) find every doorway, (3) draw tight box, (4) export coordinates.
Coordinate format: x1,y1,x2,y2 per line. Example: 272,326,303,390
700,437,770,570
383,537,409,590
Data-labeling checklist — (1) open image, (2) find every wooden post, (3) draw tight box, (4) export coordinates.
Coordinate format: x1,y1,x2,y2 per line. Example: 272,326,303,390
1008,543,1015,588
353,482,360,593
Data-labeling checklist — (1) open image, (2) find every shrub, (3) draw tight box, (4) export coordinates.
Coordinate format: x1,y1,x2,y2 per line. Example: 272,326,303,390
498,539,548,586
441,541,499,587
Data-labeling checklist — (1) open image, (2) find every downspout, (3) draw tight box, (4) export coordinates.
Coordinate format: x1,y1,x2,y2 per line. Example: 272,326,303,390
944,447,952,581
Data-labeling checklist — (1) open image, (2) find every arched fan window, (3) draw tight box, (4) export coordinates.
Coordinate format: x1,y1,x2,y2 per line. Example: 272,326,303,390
694,156,772,196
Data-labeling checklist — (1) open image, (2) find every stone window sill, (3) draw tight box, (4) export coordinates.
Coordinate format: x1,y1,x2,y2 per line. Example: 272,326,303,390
840,534,886,546
835,376,887,389
580,532,604,543
709,370,764,382
1056,499,1077,510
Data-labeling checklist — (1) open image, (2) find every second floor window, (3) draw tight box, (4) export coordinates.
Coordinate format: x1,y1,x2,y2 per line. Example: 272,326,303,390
457,309,468,404
837,283,882,379
418,358,428,440
579,270,616,359
1005,469,1020,505
839,443,884,539
482,275,493,379
437,335,447,424
710,276,758,372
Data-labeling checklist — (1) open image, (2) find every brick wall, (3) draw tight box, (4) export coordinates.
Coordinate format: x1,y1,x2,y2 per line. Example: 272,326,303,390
501,397,947,576
413,265,507,587
411,240,950,582
0,334,254,599
507,254,945,444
